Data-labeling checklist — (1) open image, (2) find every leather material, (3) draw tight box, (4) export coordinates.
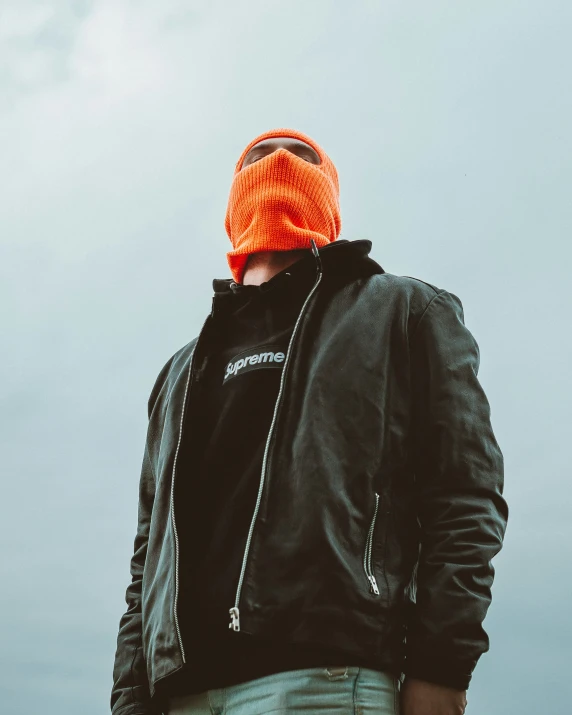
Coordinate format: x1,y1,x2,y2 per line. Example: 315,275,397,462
110,239,508,714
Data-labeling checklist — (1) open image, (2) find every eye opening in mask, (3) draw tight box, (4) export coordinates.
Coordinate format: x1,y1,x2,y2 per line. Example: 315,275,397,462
241,138,322,170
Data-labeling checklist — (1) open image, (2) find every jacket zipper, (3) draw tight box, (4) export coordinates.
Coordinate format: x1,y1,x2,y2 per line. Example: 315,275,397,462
170,313,211,662
363,492,380,595
229,242,323,632
405,515,422,603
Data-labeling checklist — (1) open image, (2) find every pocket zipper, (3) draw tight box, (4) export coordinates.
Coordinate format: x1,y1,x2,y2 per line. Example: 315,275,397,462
363,492,380,595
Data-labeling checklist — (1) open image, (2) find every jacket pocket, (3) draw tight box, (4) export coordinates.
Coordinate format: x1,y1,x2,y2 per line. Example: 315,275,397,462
363,492,381,595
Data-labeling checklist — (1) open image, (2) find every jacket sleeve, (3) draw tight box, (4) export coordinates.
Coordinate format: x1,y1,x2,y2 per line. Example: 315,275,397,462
405,289,509,691
110,359,175,715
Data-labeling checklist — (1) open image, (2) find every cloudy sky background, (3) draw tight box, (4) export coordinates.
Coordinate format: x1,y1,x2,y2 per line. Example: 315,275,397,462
1,1,570,713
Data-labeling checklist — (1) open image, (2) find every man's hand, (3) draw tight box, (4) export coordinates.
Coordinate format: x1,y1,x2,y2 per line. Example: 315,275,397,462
400,677,467,715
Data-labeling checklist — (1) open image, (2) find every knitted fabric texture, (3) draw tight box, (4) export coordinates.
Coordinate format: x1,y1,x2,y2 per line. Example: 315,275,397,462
224,128,341,284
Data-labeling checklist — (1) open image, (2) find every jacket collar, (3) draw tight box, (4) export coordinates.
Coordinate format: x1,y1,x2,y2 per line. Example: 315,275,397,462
211,239,382,297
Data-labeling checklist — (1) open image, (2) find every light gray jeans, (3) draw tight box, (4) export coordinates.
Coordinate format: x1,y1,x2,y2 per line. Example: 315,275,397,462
166,665,401,714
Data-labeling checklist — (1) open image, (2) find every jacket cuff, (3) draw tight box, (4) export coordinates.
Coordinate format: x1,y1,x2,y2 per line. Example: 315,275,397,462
403,651,475,691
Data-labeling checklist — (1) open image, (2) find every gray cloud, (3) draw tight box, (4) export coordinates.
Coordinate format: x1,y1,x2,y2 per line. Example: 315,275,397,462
1,1,571,713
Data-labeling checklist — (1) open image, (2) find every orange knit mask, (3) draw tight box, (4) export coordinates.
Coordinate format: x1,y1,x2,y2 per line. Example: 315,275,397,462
224,128,342,284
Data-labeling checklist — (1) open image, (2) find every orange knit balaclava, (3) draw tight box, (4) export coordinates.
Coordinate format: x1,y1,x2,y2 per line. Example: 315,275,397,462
224,128,342,284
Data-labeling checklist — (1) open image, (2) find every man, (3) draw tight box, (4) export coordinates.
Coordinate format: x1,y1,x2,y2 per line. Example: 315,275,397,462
111,128,508,715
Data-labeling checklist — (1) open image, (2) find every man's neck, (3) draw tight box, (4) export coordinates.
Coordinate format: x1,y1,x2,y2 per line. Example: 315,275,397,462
241,249,310,286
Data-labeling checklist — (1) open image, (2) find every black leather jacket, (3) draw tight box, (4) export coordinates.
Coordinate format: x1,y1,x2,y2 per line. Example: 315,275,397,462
111,239,508,714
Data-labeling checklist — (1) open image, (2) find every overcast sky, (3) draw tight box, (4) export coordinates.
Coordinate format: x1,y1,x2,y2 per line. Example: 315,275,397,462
1,1,571,714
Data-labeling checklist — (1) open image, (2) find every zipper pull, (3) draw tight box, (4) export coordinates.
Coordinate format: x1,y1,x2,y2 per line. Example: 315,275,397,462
368,575,380,596
309,238,322,277
229,606,240,631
